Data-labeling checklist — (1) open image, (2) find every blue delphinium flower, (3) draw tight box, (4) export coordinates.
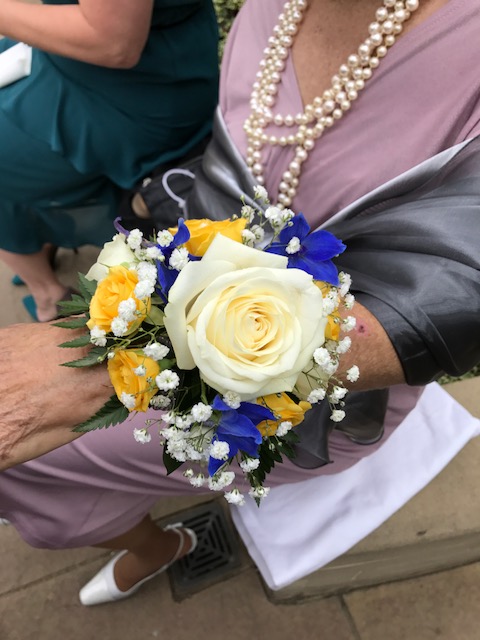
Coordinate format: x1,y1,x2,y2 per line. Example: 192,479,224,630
266,213,346,285
155,219,193,300
208,395,275,477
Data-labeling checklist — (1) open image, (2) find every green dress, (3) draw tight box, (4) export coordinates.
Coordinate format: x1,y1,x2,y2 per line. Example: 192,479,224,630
0,0,219,252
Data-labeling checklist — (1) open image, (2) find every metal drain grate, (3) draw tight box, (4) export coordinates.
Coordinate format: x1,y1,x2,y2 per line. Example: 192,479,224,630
168,500,242,600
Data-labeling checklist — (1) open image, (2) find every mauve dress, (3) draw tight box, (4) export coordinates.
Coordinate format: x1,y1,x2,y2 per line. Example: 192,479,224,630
1,0,479,550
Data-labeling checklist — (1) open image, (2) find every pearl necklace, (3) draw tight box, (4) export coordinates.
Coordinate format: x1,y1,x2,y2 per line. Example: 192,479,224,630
244,0,420,208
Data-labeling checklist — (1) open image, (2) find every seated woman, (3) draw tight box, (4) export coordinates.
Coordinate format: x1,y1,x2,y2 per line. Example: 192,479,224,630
0,0,218,321
1,0,480,607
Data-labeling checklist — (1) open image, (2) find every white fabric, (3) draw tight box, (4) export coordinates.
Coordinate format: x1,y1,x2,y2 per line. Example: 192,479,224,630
0,43,32,89
231,383,480,590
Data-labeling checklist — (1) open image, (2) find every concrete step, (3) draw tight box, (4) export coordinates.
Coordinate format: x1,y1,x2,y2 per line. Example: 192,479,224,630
266,377,480,603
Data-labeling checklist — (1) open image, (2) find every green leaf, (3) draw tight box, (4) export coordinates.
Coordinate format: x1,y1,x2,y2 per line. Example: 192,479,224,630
143,305,165,326
57,295,90,317
72,395,129,433
61,346,107,368
59,334,91,348
277,441,296,459
163,449,184,475
52,316,88,329
77,273,97,302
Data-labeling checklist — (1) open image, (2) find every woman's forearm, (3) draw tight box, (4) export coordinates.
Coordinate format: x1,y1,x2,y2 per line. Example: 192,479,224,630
0,0,153,67
0,323,113,470
337,301,406,391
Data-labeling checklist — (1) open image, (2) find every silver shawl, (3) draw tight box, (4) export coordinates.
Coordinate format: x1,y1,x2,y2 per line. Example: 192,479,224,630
148,109,480,467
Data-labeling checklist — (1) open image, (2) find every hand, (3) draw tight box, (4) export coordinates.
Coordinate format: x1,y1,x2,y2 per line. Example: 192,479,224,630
0,322,112,470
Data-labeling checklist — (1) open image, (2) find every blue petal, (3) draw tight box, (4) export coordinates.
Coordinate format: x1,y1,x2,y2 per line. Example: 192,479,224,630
288,255,340,285
156,262,179,298
265,243,288,257
278,213,310,243
208,455,227,477
238,401,276,425
303,230,346,260
173,218,190,247
212,395,231,412
217,412,262,443
113,217,130,237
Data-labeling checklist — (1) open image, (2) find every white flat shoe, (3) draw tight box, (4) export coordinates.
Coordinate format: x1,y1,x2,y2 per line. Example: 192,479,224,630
79,523,197,606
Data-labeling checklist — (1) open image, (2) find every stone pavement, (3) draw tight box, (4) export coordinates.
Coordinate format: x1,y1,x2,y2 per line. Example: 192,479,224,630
1,249,480,640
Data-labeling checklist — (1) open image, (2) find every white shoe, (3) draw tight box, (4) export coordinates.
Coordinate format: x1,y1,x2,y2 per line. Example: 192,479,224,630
79,523,197,606
0,519,10,526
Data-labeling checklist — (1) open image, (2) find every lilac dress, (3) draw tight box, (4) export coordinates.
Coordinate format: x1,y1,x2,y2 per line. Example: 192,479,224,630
1,0,479,549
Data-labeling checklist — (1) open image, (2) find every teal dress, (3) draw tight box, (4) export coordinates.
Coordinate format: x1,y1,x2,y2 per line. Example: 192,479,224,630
0,0,219,253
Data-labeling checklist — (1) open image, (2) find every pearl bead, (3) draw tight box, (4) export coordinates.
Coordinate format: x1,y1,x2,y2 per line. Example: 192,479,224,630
376,7,388,20
297,148,308,162
326,100,339,114
382,19,394,34
289,162,301,176
358,43,371,57
348,54,360,68
244,0,417,206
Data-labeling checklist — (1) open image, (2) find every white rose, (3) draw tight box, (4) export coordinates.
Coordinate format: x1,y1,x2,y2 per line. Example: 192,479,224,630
86,234,137,282
164,234,327,400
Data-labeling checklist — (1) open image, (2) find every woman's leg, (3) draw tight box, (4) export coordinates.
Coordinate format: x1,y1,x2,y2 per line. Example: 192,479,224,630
0,109,120,320
0,244,68,322
93,515,194,592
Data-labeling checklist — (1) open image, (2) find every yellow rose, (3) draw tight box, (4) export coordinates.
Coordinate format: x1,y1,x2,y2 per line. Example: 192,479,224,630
256,393,312,436
169,218,247,257
164,235,327,400
87,265,150,334
108,350,160,412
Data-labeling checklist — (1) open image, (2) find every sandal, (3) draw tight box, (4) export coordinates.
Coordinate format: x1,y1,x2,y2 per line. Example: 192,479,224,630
22,287,78,322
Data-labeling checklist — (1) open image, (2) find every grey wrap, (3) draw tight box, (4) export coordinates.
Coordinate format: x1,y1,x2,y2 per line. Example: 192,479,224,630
149,110,480,466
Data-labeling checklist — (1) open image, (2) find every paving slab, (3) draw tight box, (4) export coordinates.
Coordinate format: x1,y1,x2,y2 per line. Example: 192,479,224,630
0,560,357,640
0,525,105,597
344,562,480,640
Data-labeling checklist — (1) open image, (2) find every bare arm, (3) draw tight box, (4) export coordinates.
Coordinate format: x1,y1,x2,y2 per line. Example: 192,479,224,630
337,301,405,391
0,0,154,68
0,323,112,471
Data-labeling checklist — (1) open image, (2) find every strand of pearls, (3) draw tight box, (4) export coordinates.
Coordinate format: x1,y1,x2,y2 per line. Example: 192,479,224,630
244,0,420,208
